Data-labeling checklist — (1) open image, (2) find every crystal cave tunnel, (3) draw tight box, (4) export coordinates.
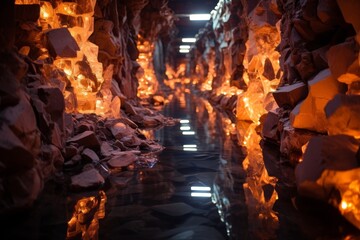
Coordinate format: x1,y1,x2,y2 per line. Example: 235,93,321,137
1,0,360,239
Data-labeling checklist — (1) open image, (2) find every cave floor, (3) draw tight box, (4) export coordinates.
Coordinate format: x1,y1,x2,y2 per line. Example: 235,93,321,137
2,87,359,240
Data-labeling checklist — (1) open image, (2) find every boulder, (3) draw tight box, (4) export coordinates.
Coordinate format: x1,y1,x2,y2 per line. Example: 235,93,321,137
100,141,113,157
337,0,360,33
40,144,64,179
290,69,344,133
295,135,360,200
280,121,316,164
261,109,280,142
1,91,40,155
110,122,135,140
272,82,308,108
325,94,360,137
67,131,100,149
327,39,360,85
0,124,35,171
71,168,105,190
46,28,80,58
107,151,137,168
81,148,100,163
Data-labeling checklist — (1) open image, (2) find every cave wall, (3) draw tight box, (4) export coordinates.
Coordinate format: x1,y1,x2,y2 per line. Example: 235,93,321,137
189,0,360,229
0,0,173,213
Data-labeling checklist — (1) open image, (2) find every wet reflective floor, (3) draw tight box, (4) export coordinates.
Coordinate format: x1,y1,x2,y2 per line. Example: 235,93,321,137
2,89,360,240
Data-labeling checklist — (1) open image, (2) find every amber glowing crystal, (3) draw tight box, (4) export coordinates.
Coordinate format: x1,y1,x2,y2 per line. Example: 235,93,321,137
137,39,159,100
36,0,119,116
67,191,107,239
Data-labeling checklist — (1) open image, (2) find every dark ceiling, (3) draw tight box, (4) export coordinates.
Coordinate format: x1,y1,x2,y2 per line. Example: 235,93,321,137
168,0,218,39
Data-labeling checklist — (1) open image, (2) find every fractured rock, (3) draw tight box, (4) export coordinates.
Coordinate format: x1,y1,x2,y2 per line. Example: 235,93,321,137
67,130,100,149
337,0,360,33
100,141,113,157
327,38,360,85
325,94,360,137
46,28,80,58
295,135,360,200
81,148,100,163
272,82,308,108
110,122,135,140
280,121,316,164
290,69,345,133
107,151,137,168
40,144,64,179
261,109,279,142
71,168,105,190
0,124,35,171
1,91,40,155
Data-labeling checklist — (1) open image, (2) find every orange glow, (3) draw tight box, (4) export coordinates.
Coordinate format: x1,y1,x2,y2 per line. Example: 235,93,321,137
37,0,118,116
67,191,107,239
137,38,159,99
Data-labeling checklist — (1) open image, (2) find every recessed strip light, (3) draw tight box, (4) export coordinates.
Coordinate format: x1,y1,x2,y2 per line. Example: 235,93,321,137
191,186,211,191
189,14,211,21
179,45,191,49
179,49,190,53
180,119,190,123
182,38,196,43
183,144,197,148
183,147,198,151
180,126,191,130
182,131,195,135
191,192,212,197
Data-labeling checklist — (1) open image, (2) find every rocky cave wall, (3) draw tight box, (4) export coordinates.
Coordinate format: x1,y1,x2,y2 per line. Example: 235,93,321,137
189,0,360,229
0,0,174,213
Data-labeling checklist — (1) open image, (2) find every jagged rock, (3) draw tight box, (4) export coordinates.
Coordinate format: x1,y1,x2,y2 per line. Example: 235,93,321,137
317,0,343,25
0,124,35,171
280,121,316,164
120,135,142,148
46,28,80,58
65,145,78,159
142,115,161,127
272,82,308,108
107,151,137,168
90,20,118,56
311,45,329,70
40,144,64,179
290,69,345,133
77,120,96,133
337,0,360,33
0,64,20,109
101,141,113,157
110,122,135,140
295,135,360,200
295,51,317,80
65,154,82,167
64,113,74,137
70,168,105,189
3,167,43,212
261,109,279,142
81,148,100,163
327,38,360,84
325,94,360,137
67,130,100,149
1,91,40,155
263,57,276,80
